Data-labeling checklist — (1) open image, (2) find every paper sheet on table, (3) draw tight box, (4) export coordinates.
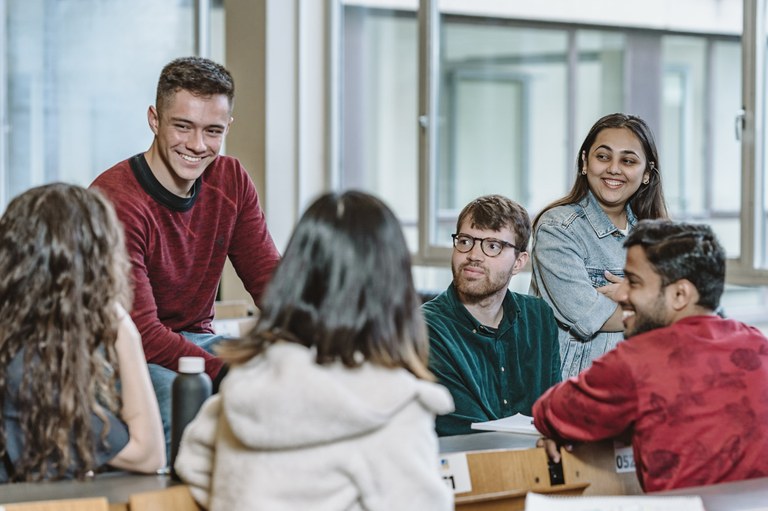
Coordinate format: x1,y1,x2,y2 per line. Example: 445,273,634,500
470,413,539,435
525,492,706,511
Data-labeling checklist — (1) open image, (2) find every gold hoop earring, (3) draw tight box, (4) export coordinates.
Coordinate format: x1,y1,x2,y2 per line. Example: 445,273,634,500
581,170,587,176
643,177,650,185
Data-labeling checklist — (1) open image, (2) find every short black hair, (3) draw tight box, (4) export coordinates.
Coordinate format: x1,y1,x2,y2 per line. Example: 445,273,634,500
624,219,725,310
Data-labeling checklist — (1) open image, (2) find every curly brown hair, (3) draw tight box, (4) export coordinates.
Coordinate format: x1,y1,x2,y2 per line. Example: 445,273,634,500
0,183,131,481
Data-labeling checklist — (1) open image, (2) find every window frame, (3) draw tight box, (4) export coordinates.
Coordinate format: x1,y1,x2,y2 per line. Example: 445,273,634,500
730,0,768,283
332,0,768,282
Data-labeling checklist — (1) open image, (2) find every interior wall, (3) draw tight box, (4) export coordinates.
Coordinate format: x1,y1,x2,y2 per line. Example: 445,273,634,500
220,0,329,305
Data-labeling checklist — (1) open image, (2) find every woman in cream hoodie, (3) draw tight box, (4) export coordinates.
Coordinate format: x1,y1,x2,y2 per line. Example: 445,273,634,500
175,191,454,511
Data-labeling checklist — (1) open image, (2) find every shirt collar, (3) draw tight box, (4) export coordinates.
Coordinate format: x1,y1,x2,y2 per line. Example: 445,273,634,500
447,283,519,335
130,153,201,212
579,190,637,239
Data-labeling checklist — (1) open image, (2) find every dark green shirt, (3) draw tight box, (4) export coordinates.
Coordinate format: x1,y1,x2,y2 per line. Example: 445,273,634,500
422,284,561,436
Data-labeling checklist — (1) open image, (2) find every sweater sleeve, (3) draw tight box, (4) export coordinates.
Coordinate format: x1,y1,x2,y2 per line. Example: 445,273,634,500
532,348,638,443
225,162,280,307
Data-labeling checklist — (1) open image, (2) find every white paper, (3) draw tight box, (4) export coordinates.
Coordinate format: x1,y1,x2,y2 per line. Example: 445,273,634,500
524,492,706,511
470,413,539,435
439,452,472,494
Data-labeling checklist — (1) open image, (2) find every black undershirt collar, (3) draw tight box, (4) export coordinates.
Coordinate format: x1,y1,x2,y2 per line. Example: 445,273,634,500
129,153,201,212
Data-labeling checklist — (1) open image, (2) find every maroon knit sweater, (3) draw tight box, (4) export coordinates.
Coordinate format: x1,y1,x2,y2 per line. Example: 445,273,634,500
91,154,280,379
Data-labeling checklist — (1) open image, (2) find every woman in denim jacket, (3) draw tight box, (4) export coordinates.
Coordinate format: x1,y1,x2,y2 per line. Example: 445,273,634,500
530,113,668,379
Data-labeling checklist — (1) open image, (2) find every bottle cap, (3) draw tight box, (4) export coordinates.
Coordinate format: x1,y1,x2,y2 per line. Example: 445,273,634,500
178,356,205,374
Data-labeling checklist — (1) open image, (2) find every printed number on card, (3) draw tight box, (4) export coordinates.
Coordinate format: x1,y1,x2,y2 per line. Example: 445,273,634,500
613,441,635,473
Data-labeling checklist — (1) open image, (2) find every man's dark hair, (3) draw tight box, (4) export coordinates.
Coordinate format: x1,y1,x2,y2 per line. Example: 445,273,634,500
624,219,725,310
456,195,531,253
156,56,234,113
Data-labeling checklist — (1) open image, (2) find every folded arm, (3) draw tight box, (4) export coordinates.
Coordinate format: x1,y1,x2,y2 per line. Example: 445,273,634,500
532,224,622,338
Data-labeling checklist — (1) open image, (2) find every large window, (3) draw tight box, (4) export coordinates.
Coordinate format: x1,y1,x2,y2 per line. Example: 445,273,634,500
339,1,743,257
2,1,766,320
337,0,767,325
0,0,224,207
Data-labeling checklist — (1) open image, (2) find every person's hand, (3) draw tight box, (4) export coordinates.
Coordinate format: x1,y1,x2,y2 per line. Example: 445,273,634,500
596,270,624,301
536,437,573,463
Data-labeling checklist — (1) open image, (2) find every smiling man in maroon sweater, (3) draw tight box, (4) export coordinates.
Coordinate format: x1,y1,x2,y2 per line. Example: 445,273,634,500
91,57,280,457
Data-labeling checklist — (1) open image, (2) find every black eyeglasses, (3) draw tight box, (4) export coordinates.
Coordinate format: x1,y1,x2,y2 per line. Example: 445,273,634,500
451,233,518,257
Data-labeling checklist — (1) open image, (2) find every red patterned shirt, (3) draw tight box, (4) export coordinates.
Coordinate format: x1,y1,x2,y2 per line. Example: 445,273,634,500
533,315,768,491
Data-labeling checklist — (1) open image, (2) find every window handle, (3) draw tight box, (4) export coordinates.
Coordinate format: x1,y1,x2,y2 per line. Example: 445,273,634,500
735,108,746,141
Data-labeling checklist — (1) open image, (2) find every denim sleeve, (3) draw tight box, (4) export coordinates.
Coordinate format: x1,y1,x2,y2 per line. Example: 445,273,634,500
530,222,619,341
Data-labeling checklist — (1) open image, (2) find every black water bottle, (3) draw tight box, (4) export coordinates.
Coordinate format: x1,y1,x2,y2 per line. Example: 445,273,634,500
170,356,212,480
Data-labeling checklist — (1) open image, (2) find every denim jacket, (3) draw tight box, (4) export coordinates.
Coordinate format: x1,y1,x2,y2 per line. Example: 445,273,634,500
529,190,637,379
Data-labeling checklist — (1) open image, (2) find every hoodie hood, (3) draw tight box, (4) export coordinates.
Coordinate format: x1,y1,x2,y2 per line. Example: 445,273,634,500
220,342,453,450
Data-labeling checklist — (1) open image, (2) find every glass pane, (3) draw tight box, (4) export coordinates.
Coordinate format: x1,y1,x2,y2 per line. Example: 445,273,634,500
434,21,628,246
711,40,742,259
336,2,748,271
5,0,196,205
339,5,419,250
574,30,625,149
761,27,768,270
661,35,741,259
711,41,742,213
437,18,569,245
661,36,707,218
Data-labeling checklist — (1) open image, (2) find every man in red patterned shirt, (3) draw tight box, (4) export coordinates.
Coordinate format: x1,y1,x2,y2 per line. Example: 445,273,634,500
533,219,768,491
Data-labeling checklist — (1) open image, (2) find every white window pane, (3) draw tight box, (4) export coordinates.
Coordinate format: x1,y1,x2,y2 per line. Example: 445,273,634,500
340,6,419,250
437,20,569,245
5,0,196,203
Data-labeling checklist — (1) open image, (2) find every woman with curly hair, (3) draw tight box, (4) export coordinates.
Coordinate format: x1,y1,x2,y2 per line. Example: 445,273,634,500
0,183,165,482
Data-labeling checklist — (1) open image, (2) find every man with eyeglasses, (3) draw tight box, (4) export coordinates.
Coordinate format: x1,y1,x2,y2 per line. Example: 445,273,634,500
422,195,561,436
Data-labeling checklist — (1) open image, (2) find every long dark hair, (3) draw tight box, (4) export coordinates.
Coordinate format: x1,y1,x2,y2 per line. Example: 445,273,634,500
534,113,668,228
0,183,131,481
219,191,432,380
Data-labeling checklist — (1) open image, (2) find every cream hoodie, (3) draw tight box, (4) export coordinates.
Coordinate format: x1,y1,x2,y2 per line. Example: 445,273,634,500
175,342,454,511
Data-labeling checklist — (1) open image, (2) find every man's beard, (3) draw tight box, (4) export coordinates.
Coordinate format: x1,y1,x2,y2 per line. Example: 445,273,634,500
452,262,513,304
624,294,669,338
